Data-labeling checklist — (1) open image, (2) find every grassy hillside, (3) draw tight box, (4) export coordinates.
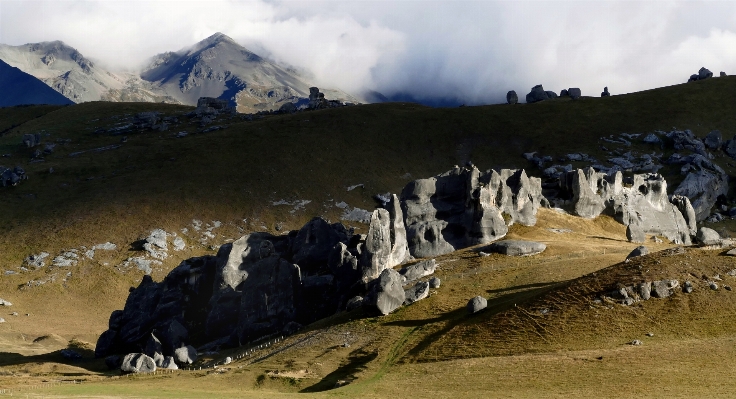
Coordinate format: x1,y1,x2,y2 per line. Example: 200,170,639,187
1,76,736,397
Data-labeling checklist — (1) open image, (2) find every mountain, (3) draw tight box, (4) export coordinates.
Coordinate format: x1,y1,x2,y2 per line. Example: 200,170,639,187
141,32,362,112
0,41,178,104
0,59,74,107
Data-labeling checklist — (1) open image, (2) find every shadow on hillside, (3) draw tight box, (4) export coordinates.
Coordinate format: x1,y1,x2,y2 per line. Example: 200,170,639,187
299,349,378,393
388,282,565,363
587,235,627,242
0,347,108,375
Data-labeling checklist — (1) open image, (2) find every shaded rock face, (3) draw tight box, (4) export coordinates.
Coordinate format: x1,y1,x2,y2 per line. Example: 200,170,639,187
567,88,581,99
401,166,546,258
360,195,410,282
506,90,518,104
525,85,549,103
366,268,405,315
557,168,693,244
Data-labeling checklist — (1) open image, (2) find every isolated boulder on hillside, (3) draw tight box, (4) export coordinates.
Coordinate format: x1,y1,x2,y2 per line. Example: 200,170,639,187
506,90,518,104
699,67,713,80
22,133,41,148
601,87,610,97
696,227,722,246
526,85,550,103
568,88,581,99
485,240,546,256
704,130,722,150
467,296,487,314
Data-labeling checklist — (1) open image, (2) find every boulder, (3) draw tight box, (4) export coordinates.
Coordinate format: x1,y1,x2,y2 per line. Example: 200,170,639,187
174,345,197,365
467,296,487,314
429,277,441,288
525,85,550,103
704,130,722,150
404,281,430,305
688,74,699,83
720,71,727,77
626,224,645,243
698,67,713,80
0,298,11,306
506,91,518,104
399,259,436,284
143,229,168,260
638,282,652,301
545,91,558,99
674,169,728,221
560,89,569,97
601,87,610,97
365,268,405,316
121,353,156,374
651,280,678,298
22,133,41,148
143,333,163,358
642,133,661,144
197,97,229,110
161,356,178,370
568,88,581,99
360,195,410,281
696,227,722,246
485,240,546,256
667,129,706,156
627,246,649,259
279,102,296,113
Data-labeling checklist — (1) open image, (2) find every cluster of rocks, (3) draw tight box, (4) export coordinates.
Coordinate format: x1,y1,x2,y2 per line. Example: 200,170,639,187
607,279,681,306
687,67,714,82
0,166,27,187
97,164,547,362
507,86,586,104
307,87,343,110
401,166,548,258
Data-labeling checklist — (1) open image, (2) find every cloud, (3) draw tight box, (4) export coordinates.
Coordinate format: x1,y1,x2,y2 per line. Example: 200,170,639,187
1,1,736,105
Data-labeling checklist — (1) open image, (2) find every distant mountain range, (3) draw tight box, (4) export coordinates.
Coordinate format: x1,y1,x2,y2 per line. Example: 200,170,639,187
0,33,366,112
0,58,74,107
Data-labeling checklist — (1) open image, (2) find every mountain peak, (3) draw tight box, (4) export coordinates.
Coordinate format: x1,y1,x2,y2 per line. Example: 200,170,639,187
200,32,236,47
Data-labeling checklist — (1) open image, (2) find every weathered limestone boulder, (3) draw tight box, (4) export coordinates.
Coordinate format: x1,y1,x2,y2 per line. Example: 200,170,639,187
174,345,197,365
360,195,410,282
197,97,229,110
401,166,546,258
725,137,736,159
545,91,558,99
601,87,610,97
308,87,328,109
161,356,178,369
721,71,727,77
121,353,156,374
365,268,405,316
525,85,550,103
467,296,487,314
22,133,41,148
560,89,569,97
1,166,27,187
667,129,706,156
485,240,546,256
399,259,436,284
626,224,645,243
670,195,697,236
429,277,441,288
651,280,679,298
627,246,649,259
404,281,430,305
568,88,581,99
558,169,694,244
698,67,713,80
506,91,518,104
674,169,728,221
279,102,296,113
704,130,722,150
696,227,722,246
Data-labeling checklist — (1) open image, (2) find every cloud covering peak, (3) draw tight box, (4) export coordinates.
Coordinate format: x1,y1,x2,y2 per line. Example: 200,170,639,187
1,1,735,105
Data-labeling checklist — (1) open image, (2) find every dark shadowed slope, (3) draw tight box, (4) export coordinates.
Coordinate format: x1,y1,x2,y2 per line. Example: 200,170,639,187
0,59,74,107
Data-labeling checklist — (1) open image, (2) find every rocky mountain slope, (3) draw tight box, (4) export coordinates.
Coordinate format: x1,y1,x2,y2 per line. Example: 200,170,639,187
0,59,74,107
140,33,361,112
0,41,178,104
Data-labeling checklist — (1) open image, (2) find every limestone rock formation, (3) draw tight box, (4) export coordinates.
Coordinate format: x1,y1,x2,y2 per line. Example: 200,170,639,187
399,259,436,285
704,130,722,150
401,166,546,258
121,353,156,374
404,281,430,305
696,227,722,246
556,168,694,244
568,88,581,99
525,85,550,103
365,268,405,315
506,90,518,104
485,240,546,256
601,87,610,97
467,296,487,314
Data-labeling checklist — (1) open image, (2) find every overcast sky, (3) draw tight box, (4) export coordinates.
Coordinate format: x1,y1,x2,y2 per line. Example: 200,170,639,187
1,0,736,105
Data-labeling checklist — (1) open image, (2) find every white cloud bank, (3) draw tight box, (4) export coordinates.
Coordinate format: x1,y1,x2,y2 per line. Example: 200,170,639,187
1,0,736,105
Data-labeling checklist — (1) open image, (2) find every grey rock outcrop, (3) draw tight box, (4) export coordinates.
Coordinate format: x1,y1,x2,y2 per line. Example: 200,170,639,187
404,281,430,305
626,224,645,243
698,67,713,80
161,356,178,369
360,195,410,282
0,298,11,306
601,87,610,97
696,227,722,246
174,345,197,365
467,296,487,314
525,85,550,103
485,240,546,256
278,102,296,113
1,165,27,187
121,353,156,374
720,71,727,77
560,89,569,97
704,130,722,150
401,166,546,258
429,277,441,288
506,91,518,104
545,91,558,99
557,169,694,244
627,246,649,259
399,259,436,285
651,280,678,298
568,88,581,99
22,133,41,148
365,268,405,315
143,229,168,260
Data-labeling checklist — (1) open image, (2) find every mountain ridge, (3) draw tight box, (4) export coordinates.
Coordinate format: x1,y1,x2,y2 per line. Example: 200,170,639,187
0,58,75,107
